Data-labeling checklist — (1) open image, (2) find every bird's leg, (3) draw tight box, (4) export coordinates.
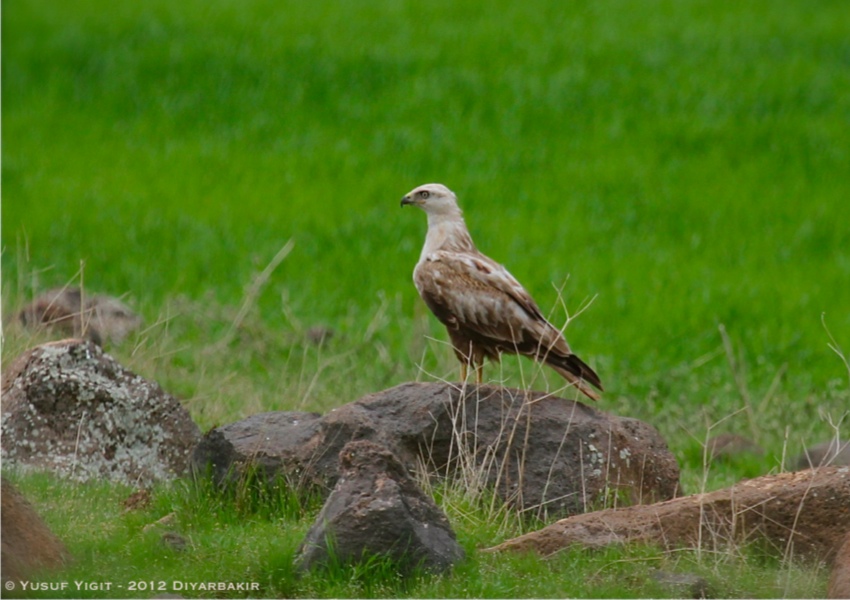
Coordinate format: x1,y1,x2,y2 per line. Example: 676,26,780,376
460,362,468,382
475,363,484,384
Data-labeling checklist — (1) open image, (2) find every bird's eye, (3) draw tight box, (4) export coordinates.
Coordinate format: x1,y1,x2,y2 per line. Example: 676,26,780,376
420,190,430,199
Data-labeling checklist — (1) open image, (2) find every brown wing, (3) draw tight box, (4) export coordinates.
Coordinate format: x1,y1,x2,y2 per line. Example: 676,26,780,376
413,250,568,353
414,250,603,398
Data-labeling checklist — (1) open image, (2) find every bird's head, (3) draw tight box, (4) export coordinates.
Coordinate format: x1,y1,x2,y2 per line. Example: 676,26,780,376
400,183,462,218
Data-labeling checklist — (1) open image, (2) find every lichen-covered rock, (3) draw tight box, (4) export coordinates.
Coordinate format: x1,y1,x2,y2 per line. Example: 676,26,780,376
294,440,464,575
1,339,200,485
194,382,680,519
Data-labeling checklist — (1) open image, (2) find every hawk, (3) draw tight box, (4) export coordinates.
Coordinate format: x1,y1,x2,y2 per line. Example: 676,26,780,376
401,183,603,400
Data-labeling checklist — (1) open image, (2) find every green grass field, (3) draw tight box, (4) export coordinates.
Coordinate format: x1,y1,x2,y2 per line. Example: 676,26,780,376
3,0,849,597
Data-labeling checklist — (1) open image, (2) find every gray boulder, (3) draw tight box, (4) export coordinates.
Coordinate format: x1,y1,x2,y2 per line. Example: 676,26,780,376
294,440,464,575
1,339,200,485
193,382,680,518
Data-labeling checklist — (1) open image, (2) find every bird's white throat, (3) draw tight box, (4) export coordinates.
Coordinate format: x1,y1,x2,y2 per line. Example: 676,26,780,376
420,214,475,261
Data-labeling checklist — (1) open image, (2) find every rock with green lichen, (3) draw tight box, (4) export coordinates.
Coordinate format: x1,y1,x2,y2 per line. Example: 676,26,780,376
1,339,200,485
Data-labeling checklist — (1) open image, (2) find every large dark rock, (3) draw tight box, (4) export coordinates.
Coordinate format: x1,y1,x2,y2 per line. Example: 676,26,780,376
486,466,850,565
1,340,201,485
294,440,464,575
191,411,322,490
193,382,680,518
1,479,70,582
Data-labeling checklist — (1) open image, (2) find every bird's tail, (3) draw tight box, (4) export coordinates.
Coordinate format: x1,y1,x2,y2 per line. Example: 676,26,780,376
546,354,603,402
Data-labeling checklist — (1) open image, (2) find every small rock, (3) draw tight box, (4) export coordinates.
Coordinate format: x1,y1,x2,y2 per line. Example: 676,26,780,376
796,439,850,470
305,326,335,345
143,512,176,533
161,532,188,552
707,433,763,461
294,440,464,575
16,287,143,345
122,489,152,513
651,569,711,598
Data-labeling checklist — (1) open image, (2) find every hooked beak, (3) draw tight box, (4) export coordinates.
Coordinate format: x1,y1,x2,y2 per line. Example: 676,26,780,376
400,195,414,207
